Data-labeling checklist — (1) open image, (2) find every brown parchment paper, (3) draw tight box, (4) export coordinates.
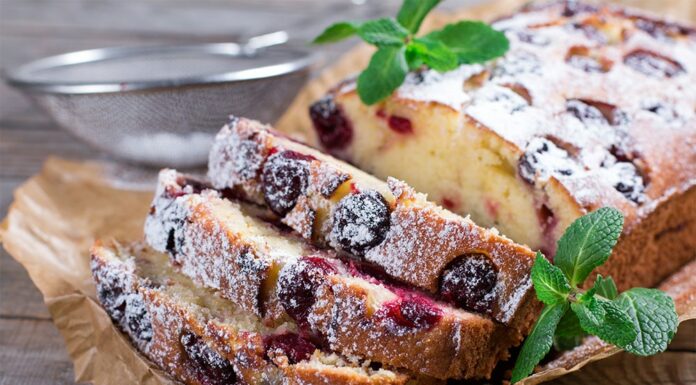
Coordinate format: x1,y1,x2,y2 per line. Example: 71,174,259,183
1,1,695,385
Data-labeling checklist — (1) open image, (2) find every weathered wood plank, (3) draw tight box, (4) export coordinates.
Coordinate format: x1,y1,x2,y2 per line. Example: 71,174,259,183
0,248,51,320
0,123,100,179
0,318,76,385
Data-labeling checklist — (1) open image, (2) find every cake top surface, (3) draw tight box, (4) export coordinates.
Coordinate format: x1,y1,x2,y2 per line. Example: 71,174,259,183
337,1,696,221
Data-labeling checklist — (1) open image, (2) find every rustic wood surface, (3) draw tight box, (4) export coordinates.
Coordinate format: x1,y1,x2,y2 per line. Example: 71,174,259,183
0,1,694,384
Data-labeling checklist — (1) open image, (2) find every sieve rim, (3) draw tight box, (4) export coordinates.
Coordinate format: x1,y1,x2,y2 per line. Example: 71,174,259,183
4,42,313,95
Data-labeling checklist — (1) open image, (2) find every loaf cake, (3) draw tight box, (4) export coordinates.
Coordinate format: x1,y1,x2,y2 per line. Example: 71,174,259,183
144,169,530,380
304,0,696,291
91,241,413,385
207,117,539,330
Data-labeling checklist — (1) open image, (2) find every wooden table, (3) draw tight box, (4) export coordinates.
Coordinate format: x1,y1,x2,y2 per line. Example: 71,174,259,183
0,1,694,384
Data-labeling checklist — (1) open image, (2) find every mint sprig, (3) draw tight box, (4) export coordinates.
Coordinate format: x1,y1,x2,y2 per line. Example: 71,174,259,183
313,0,509,105
511,207,679,383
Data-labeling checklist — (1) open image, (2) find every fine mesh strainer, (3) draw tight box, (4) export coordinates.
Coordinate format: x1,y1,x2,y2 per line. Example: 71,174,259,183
5,32,313,168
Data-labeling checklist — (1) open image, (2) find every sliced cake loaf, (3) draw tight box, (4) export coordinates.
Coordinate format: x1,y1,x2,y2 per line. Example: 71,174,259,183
207,117,539,329
144,170,529,380
304,1,696,290
91,241,412,385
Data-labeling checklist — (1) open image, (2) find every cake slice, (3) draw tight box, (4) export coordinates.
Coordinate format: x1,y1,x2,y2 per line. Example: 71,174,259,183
303,1,696,290
145,170,531,380
207,117,538,329
91,241,412,385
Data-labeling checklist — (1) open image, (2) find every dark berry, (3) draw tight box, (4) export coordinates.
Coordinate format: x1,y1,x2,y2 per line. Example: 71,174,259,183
517,30,550,46
566,54,605,73
567,99,627,126
180,330,237,385
624,49,685,78
387,115,413,134
643,102,678,122
562,0,597,17
264,333,316,364
567,99,607,124
518,138,577,184
610,162,646,204
124,296,153,343
261,150,313,216
330,190,390,256
165,225,185,264
278,257,336,328
309,96,353,150
96,280,126,322
439,254,498,314
378,294,442,334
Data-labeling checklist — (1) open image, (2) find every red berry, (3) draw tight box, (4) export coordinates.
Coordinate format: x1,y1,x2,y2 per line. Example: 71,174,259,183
264,333,316,364
309,96,353,150
180,330,237,385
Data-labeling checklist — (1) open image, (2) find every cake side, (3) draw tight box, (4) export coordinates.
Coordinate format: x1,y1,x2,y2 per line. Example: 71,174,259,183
91,241,411,385
145,171,528,380
306,1,696,290
207,117,540,328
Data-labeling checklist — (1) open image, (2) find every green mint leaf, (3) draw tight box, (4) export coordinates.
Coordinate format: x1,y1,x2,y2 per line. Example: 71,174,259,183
397,0,440,33
554,310,585,350
555,309,584,338
593,275,618,300
313,22,360,44
571,295,606,333
404,46,424,71
511,302,568,383
406,37,458,72
615,288,678,356
357,46,408,105
531,252,571,305
357,18,409,47
554,333,585,351
555,207,624,287
594,298,638,347
424,21,509,64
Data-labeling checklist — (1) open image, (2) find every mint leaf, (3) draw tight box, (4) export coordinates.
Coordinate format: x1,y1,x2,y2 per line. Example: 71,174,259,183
571,295,606,332
407,37,458,72
595,298,638,347
404,47,424,71
555,309,584,337
554,310,585,350
531,252,571,305
511,302,568,383
357,18,408,47
615,288,678,356
425,21,509,64
313,22,360,44
357,46,408,105
555,207,624,287
397,0,440,33
594,275,618,300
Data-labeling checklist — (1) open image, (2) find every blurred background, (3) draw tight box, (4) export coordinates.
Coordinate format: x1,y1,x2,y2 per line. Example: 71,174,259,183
0,1,695,384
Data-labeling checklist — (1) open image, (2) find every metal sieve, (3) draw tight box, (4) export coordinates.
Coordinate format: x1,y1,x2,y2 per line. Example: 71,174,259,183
5,32,313,168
